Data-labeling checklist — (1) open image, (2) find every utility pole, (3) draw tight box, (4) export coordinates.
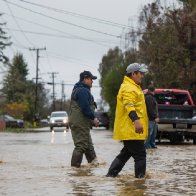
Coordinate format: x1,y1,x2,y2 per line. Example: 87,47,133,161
48,72,58,111
61,81,66,110
29,47,46,126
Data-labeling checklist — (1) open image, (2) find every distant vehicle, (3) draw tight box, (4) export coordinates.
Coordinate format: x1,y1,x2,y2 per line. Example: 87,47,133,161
144,88,196,144
16,118,24,128
40,119,49,127
94,111,109,129
0,114,24,128
49,111,69,131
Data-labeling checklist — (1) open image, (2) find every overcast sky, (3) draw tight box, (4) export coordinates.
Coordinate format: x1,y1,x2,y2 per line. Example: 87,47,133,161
1,0,177,101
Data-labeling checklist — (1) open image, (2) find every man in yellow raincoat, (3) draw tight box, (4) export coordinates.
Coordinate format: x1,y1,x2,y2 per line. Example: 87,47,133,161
106,63,148,178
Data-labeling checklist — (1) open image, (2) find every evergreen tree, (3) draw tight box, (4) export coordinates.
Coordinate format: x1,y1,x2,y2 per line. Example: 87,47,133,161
0,13,12,63
2,53,28,102
2,53,49,121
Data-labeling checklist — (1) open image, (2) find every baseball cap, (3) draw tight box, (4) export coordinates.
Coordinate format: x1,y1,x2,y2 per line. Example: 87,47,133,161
126,63,148,74
80,70,97,81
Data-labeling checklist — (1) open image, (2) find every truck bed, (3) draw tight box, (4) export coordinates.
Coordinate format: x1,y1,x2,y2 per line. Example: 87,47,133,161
158,105,196,125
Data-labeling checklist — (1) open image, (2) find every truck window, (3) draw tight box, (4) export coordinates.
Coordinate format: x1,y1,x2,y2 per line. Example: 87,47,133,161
154,93,189,105
51,112,68,117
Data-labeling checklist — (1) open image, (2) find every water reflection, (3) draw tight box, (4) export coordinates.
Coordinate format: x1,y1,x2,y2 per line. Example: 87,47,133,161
70,167,93,177
72,181,92,196
0,131,196,195
50,130,68,144
117,178,147,196
51,130,55,144
69,167,94,196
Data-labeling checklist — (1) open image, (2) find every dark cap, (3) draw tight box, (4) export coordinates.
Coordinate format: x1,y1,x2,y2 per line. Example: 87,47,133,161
80,70,97,81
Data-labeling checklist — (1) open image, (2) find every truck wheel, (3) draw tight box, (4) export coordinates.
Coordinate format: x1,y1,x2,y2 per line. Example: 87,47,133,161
172,124,176,128
193,137,196,145
170,134,184,144
170,138,176,144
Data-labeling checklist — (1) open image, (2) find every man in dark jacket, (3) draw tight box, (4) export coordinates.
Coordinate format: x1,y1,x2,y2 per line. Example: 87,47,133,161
145,85,159,149
69,70,99,167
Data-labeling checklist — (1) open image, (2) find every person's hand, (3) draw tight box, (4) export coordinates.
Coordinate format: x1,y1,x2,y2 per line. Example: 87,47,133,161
155,117,159,123
134,119,143,134
93,118,99,127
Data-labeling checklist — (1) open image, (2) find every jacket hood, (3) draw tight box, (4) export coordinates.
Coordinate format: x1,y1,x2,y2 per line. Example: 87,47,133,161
73,81,90,90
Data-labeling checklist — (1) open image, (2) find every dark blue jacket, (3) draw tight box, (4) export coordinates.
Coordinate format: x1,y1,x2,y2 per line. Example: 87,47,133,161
71,81,95,120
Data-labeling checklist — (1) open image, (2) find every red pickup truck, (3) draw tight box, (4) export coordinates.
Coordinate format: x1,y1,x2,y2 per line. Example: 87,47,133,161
144,89,196,144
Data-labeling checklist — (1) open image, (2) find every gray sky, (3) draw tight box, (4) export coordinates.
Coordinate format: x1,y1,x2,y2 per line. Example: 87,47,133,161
1,0,164,101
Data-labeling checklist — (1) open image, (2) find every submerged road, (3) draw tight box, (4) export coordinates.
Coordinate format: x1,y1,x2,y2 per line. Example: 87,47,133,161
0,128,195,195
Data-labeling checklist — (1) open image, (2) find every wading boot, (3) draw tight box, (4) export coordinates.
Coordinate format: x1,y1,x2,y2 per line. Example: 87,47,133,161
135,159,146,178
71,150,83,168
106,158,125,177
85,150,96,163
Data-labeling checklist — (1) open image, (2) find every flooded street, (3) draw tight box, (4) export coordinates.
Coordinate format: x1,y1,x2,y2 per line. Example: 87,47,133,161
0,128,195,196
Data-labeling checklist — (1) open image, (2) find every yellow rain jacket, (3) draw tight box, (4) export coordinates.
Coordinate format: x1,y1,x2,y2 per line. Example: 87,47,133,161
113,76,148,140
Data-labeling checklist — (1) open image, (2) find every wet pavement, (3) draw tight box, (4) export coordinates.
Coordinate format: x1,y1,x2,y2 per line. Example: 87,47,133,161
0,128,195,196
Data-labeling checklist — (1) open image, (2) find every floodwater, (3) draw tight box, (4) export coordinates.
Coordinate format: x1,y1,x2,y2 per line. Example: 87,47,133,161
0,128,195,196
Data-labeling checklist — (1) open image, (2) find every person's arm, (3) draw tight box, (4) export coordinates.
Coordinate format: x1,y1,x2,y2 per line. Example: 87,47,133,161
123,88,143,134
76,88,95,120
129,111,143,134
155,100,159,123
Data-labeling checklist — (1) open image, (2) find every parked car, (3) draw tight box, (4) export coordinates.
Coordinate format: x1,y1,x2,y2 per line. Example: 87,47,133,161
40,119,49,127
49,111,69,131
0,114,24,128
16,118,24,128
94,111,109,129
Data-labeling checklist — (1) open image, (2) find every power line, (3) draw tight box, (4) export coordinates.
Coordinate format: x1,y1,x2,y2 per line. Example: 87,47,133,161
4,0,35,47
14,0,131,29
1,14,36,63
2,0,122,38
3,12,128,44
2,27,114,47
45,52,93,67
0,14,23,50
46,81,100,88
9,42,100,68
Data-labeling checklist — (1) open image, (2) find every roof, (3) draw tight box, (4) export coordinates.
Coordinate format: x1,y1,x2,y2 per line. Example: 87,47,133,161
143,88,194,106
154,89,189,93
143,88,190,94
